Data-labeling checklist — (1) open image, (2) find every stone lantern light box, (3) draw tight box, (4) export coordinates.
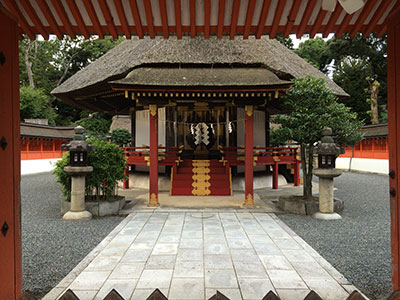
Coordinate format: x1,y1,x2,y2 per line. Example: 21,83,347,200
316,127,341,169
62,126,95,167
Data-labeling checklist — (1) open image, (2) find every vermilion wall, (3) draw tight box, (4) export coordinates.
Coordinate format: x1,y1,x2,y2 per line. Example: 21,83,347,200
340,137,389,160
20,137,68,160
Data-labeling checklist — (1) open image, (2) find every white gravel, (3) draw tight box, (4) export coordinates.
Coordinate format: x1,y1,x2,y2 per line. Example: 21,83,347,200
21,172,125,299
278,171,391,300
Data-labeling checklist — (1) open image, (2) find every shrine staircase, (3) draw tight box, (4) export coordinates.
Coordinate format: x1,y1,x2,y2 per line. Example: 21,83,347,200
171,160,231,196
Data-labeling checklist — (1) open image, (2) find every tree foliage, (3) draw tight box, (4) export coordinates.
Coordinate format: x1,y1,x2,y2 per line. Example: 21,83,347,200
75,113,113,136
53,136,127,201
20,86,57,124
111,128,132,146
294,34,387,124
273,76,363,199
296,37,328,72
19,36,124,127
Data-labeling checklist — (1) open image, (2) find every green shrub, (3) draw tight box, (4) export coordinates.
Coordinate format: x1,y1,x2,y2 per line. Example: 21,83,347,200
53,137,127,201
111,128,131,146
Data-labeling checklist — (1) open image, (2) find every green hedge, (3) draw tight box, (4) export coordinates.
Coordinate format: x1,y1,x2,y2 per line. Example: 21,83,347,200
54,136,127,201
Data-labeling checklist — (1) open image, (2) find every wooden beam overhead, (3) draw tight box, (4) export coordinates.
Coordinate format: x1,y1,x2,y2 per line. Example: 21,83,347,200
230,0,241,39
297,0,317,38
336,12,354,37
256,0,272,39
190,0,196,38
204,0,211,39
98,0,118,38
159,0,169,38
350,0,378,37
36,0,63,39
114,0,131,38
3,0,35,39
310,8,327,38
1,0,395,40
66,0,90,38
243,0,256,39
217,0,226,38
129,0,144,38
174,0,182,39
323,5,343,38
144,0,155,38
83,0,104,38
364,0,393,37
270,0,286,38
20,0,49,39
49,0,76,39
284,0,301,37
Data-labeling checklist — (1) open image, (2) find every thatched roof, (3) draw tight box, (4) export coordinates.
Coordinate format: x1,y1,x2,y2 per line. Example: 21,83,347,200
111,67,291,88
20,123,75,139
52,36,347,99
362,123,388,138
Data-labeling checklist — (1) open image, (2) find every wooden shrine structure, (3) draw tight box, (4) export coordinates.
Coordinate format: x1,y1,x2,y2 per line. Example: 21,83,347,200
51,36,346,206
2,0,400,298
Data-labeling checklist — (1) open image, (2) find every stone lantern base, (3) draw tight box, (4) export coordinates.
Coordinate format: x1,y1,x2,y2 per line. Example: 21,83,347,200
63,210,92,221
63,166,93,221
313,212,342,220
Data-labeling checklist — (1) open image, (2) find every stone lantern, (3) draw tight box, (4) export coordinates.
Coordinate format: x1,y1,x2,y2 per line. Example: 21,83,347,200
61,126,95,221
312,127,342,220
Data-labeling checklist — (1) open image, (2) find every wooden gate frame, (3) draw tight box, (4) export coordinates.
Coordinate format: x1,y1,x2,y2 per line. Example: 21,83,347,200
2,3,400,299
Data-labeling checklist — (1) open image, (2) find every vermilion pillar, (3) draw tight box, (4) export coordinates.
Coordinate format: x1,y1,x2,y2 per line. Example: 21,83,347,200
244,105,254,206
0,7,22,299
149,104,159,206
388,5,400,290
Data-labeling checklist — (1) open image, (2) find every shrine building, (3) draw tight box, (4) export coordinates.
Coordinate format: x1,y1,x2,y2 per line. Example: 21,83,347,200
52,36,347,207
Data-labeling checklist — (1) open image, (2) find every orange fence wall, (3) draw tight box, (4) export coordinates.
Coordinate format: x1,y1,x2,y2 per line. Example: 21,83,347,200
20,137,69,160
340,137,389,160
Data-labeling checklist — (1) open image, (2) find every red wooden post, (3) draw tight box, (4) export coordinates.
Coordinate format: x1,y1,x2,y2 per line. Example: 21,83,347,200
273,162,279,189
244,105,254,206
387,6,400,290
149,104,159,206
123,167,129,189
0,7,22,299
39,138,43,159
294,161,300,186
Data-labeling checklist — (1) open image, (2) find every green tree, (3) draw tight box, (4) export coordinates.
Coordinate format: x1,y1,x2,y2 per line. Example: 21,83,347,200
275,34,294,50
111,128,132,146
75,113,113,136
333,58,371,123
18,36,125,126
296,37,328,72
273,76,363,199
322,33,387,110
20,86,57,124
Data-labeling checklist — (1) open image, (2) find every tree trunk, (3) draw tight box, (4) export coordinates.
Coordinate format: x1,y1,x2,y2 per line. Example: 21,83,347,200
370,80,379,125
301,144,313,199
25,39,35,88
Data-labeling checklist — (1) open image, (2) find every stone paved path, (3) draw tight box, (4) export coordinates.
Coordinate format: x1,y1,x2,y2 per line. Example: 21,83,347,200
44,212,361,300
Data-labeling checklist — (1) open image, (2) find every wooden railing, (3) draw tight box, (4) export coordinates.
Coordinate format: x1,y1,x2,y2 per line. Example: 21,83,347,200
220,146,301,189
20,288,400,300
120,145,183,189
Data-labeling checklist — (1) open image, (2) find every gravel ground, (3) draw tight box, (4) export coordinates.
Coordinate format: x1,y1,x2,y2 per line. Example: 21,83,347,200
278,171,391,300
21,172,125,299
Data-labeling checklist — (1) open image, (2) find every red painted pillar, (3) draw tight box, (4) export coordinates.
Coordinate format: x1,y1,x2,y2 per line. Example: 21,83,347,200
0,7,22,299
273,161,279,189
294,161,300,186
388,6,400,290
244,105,254,206
123,167,129,189
149,104,159,206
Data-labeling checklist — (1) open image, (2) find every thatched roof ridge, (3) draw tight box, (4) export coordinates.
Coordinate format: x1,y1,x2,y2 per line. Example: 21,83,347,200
111,67,291,87
52,36,347,97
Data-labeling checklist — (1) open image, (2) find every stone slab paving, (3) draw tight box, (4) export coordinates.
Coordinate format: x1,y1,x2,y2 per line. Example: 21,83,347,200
44,212,363,300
